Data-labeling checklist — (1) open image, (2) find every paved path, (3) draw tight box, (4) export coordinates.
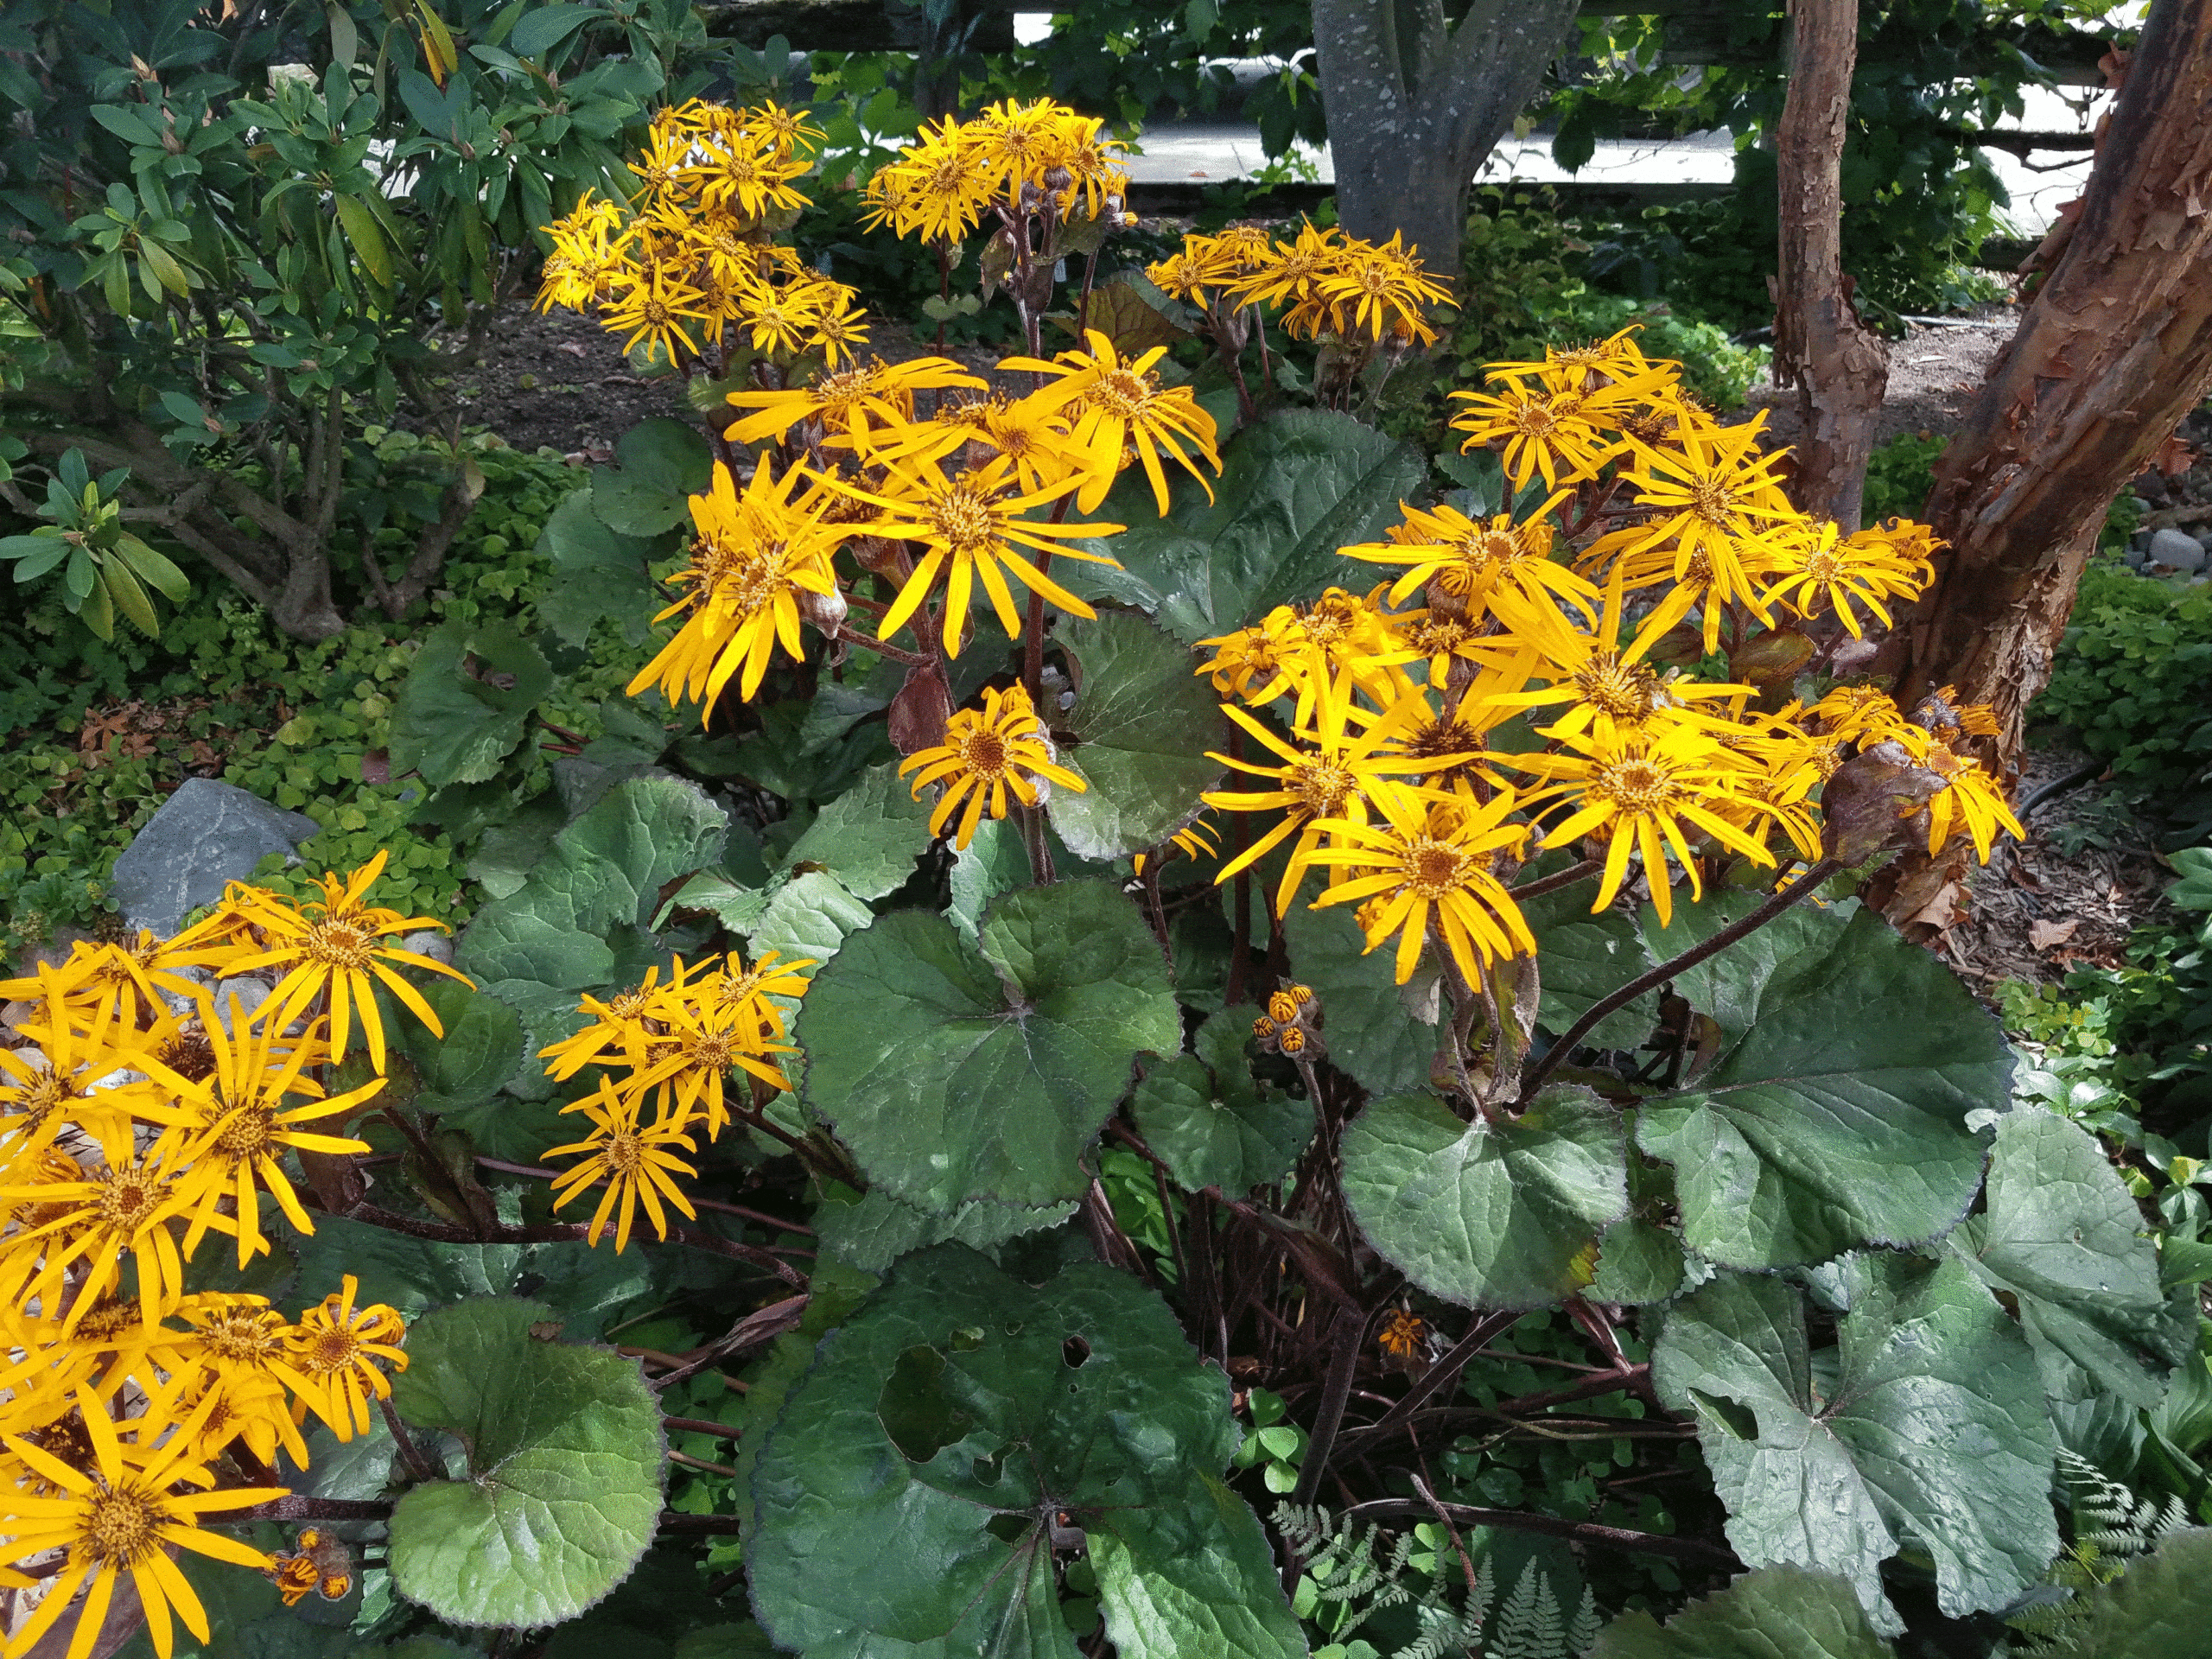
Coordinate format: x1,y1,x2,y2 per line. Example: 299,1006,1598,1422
1116,86,2106,237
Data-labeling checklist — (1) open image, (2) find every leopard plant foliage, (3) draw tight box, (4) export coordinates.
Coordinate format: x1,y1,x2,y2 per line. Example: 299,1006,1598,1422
10,94,2205,1659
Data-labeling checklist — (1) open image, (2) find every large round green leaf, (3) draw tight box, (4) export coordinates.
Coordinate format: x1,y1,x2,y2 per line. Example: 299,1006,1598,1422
1636,898,2011,1268
1065,409,1423,644
1516,879,1655,1050
1591,1565,1896,1658
783,762,934,900
1948,1107,2194,1408
747,1245,1303,1658
1130,1006,1313,1196
814,1185,1076,1274
590,417,714,536
1340,1088,1629,1310
457,774,728,1057
1046,610,1225,860
537,486,665,648
796,880,1179,1211
388,619,554,787
388,1298,666,1630
1651,1256,2056,1632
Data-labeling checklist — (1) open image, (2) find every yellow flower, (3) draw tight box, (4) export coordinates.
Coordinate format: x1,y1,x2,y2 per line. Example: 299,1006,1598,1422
1446,380,1629,493
628,983,798,1135
1344,493,1594,631
155,1012,381,1268
804,287,873,367
826,453,1122,657
1890,727,2025,862
1760,518,1936,637
168,1293,318,1468
899,683,1087,849
0,990,161,1175
626,457,849,715
227,852,471,1073
725,356,987,452
599,261,712,366
863,117,995,244
1202,671,1449,917
539,966,690,1084
1478,565,1746,744
1307,785,1535,985
0,1126,210,1332
1000,329,1223,513
1313,231,1454,345
545,1077,700,1252
1498,722,1774,927
284,1275,408,1441
3,1397,282,1659
871,393,1081,497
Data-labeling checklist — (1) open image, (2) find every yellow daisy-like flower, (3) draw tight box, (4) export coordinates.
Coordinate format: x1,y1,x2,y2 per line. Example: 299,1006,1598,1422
1344,492,1593,630
1000,328,1223,513
1759,518,1936,638
0,988,162,1174
626,456,849,715
1499,722,1775,926
154,1010,382,1267
828,453,1122,657
862,116,995,245
725,356,987,453
1203,671,1453,917
898,683,1087,849
0,1126,211,1332
284,1274,408,1440
1308,784,1536,985
628,987,798,1135
228,851,472,1073
599,261,712,366
538,964,692,1084
1446,379,1630,493
1313,231,1454,346
3,1397,283,1659
545,1077,701,1253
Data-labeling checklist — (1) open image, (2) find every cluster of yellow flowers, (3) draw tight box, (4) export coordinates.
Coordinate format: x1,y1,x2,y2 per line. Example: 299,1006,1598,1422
1147,219,1456,347
536,950,814,1250
1195,329,2021,990
0,855,446,1659
861,98,1131,246
537,99,867,369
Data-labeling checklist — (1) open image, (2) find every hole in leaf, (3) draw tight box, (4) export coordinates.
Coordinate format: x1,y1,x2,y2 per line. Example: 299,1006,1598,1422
877,1344,972,1463
986,1513,1033,1545
1688,1388,1761,1441
1062,1335,1091,1369
950,1325,985,1351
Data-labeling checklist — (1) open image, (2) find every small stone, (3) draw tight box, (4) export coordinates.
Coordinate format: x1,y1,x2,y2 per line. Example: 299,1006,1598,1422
400,930,454,966
2122,543,2149,570
107,779,321,938
209,977,270,1030
2147,526,2208,572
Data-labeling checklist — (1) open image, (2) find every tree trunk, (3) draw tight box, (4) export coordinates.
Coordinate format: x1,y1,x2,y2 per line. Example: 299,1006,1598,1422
1771,0,1887,528
1311,0,1585,283
1873,0,2212,925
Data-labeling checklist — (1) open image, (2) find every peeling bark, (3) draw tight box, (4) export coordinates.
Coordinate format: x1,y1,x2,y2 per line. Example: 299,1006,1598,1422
1310,0,1584,281
1771,0,1888,528
1874,0,2212,922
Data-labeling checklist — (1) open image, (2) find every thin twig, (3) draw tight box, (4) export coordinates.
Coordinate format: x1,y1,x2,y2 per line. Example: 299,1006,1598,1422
1327,1309,1519,1470
1514,857,1842,1107
378,1395,441,1485
1290,1303,1370,1507
474,1157,814,1235
651,1294,810,1390
1507,856,1604,901
663,1415,742,1442
341,1201,805,1288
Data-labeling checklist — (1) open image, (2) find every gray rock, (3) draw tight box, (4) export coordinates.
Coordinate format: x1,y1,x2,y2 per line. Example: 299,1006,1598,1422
2123,543,2149,570
399,929,454,966
108,778,321,937
2147,526,2208,572
207,977,270,1032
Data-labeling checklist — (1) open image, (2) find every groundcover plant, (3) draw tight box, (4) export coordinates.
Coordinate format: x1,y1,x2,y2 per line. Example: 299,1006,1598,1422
3,93,2205,1659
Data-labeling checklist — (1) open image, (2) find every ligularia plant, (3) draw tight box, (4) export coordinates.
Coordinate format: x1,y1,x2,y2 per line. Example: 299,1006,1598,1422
10,90,2198,1659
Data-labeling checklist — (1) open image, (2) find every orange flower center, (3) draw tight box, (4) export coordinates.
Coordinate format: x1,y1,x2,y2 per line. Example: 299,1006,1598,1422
1573,654,1661,721
1595,756,1683,813
1287,758,1356,818
926,482,1000,555
81,1484,160,1569
304,918,376,969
